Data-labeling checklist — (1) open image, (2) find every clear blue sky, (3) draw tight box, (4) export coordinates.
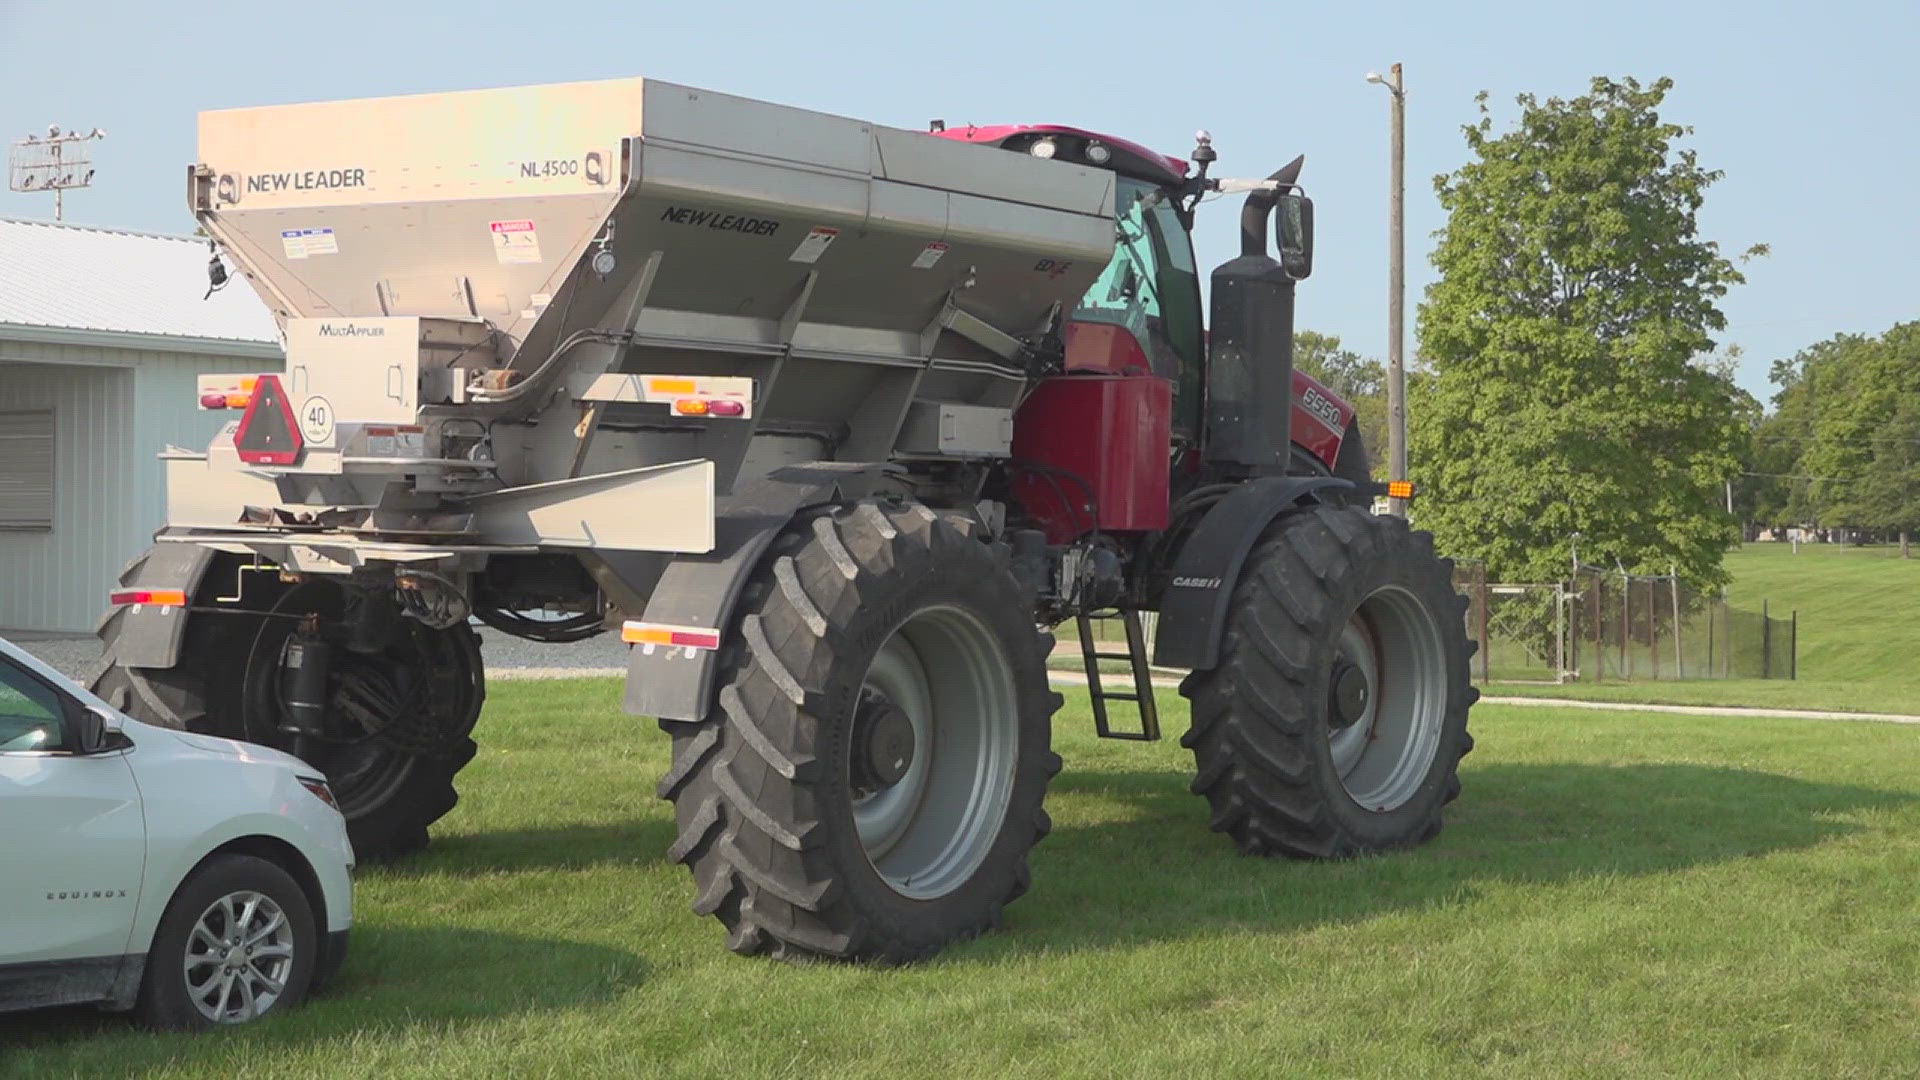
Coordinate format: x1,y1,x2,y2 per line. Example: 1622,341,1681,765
2,0,1913,402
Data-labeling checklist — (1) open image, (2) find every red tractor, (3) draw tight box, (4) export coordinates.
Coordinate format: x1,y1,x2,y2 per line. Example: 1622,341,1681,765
96,81,1475,962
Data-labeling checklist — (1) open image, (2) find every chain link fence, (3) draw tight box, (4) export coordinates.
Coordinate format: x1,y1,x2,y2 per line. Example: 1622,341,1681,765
1452,561,1798,685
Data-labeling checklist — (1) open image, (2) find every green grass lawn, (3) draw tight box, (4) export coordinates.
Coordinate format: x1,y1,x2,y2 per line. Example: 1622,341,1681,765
1496,542,1920,715
11,680,1920,1076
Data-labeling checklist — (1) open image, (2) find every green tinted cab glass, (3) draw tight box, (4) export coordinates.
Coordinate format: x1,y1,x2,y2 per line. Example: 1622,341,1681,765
1074,177,1204,433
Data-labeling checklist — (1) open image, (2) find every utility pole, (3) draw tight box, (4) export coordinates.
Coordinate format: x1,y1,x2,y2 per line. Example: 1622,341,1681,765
1367,64,1408,516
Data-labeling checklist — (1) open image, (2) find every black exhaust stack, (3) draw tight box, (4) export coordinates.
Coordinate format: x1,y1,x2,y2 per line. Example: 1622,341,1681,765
1203,156,1311,475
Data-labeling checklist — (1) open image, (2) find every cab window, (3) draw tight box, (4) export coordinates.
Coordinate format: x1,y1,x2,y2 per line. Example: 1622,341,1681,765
0,657,67,753
1074,178,1205,427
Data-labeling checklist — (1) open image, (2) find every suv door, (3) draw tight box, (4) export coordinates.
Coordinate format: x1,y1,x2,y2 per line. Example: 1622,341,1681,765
0,654,145,1009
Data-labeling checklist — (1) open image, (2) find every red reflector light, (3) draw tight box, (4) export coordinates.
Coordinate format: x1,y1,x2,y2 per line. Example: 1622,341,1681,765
707,400,745,417
110,589,188,607
620,622,722,650
200,392,229,410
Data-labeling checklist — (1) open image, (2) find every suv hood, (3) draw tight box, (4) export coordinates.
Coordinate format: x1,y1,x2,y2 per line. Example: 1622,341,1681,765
164,727,310,772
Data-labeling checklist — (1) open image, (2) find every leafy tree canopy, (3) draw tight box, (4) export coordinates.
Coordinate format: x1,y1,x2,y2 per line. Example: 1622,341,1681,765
1410,76,1756,589
1776,324,1920,547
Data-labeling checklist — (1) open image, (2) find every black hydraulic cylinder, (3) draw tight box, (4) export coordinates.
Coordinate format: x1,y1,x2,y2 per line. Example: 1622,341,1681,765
280,632,331,738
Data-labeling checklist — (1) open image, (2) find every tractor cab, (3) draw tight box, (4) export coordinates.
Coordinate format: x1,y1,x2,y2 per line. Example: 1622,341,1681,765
932,124,1206,429
933,121,1343,479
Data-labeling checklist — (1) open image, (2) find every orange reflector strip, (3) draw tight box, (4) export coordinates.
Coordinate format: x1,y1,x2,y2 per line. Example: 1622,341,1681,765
110,589,188,607
673,398,710,416
620,622,722,650
649,377,698,395
1387,480,1415,500
239,375,258,393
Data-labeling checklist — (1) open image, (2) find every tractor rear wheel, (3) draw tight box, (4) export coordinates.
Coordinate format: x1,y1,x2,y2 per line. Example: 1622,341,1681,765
1180,504,1475,857
92,552,485,860
660,500,1061,962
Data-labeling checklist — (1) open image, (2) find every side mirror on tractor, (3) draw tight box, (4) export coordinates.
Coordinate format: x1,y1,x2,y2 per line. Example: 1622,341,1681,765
1275,192,1313,280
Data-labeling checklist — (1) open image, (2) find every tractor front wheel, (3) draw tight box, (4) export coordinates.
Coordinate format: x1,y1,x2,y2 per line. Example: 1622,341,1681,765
660,501,1061,962
1180,504,1476,857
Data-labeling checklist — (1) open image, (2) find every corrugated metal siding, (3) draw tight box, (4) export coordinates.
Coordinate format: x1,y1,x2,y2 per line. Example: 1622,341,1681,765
0,340,263,633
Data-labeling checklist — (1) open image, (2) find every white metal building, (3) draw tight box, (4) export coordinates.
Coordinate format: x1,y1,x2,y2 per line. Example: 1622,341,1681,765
0,217,280,633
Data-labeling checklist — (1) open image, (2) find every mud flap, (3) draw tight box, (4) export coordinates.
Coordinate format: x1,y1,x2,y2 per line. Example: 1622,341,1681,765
622,463,902,722
1152,475,1352,672
93,543,219,670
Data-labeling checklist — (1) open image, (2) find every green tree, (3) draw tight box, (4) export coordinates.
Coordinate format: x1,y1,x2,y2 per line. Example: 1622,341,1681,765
1795,323,1920,555
1739,348,1826,533
1738,409,1803,533
1295,330,1386,474
1410,76,1755,589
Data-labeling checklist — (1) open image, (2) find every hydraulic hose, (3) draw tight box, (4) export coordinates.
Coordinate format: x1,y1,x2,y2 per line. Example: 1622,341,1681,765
469,328,630,405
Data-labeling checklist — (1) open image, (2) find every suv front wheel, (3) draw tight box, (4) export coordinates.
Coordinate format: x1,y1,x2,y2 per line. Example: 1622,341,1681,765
136,854,318,1030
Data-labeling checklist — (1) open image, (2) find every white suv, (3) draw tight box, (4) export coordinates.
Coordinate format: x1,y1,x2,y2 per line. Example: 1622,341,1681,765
0,636,353,1029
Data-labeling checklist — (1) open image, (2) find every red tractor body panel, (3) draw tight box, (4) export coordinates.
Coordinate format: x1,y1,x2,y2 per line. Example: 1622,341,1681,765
1062,320,1152,374
1012,374,1172,543
1290,369,1355,470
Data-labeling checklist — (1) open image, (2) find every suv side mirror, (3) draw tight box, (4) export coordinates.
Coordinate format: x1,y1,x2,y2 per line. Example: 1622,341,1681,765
1274,192,1314,280
65,703,113,754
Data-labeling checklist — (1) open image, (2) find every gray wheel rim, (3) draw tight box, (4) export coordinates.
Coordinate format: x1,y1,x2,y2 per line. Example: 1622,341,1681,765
1328,584,1449,812
854,605,1020,900
182,890,295,1024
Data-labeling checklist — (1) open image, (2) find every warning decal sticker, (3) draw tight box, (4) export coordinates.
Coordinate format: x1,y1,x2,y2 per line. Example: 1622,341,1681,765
911,241,949,269
280,228,338,260
490,220,543,265
789,226,839,264
364,425,426,458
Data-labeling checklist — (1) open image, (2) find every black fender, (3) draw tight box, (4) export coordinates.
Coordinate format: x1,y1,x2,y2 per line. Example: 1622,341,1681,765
94,541,220,669
1151,475,1353,672
623,462,905,722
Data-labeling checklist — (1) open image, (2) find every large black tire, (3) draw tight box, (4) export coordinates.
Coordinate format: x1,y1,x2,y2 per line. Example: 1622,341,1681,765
661,500,1061,962
93,551,484,860
1180,504,1476,857
135,854,318,1030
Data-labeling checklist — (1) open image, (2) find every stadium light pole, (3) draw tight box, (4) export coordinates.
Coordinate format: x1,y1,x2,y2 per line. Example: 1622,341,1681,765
9,126,105,222
1366,64,1408,517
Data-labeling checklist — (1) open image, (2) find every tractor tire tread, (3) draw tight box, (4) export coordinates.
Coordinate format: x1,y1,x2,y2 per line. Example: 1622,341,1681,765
662,501,1057,963
1180,505,1475,859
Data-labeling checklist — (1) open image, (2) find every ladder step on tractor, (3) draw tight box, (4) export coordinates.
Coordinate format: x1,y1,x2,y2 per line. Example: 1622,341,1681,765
1076,610,1162,741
